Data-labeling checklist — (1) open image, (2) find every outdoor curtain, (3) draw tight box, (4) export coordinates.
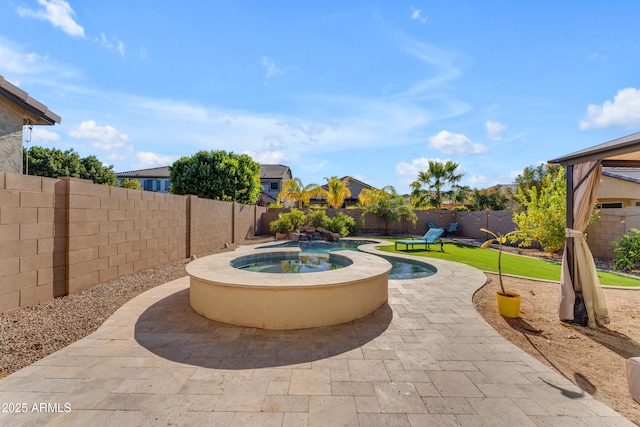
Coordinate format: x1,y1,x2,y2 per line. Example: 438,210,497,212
559,161,610,328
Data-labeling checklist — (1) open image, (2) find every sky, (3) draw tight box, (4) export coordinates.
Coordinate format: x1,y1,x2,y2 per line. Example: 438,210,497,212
3,1,640,195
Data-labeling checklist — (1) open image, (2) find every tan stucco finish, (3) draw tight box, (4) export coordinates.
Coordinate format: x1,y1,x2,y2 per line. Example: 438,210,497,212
187,246,391,330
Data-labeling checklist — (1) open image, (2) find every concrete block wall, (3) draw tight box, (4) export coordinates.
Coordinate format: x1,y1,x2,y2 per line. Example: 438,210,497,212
188,196,233,258
586,207,637,259
0,173,66,312
66,178,188,294
261,208,517,238
0,173,265,313
234,202,266,242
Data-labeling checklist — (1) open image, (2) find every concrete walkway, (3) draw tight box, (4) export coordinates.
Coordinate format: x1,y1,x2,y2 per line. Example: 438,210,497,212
0,252,634,426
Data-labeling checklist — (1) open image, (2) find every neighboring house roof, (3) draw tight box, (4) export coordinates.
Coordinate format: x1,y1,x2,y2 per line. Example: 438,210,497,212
116,166,170,179
602,167,640,185
260,164,291,180
0,75,61,125
319,176,374,192
117,164,292,180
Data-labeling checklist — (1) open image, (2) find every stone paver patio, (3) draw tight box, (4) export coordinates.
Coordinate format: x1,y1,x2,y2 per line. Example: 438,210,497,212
0,246,634,426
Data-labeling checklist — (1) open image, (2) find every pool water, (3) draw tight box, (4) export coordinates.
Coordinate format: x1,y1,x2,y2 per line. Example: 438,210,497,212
259,240,435,280
233,253,350,273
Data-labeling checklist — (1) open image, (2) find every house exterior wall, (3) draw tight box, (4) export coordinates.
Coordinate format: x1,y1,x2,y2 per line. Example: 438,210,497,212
0,97,24,174
597,175,640,207
0,172,266,314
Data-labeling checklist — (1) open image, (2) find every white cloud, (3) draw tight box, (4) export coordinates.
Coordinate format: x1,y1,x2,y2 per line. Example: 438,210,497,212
68,120,130,150
261,56,282,80
485,121,507,142
580,88,640,130
395,157,431,178
96,33,126,56
410,8,428,24
17,0,85,38
135,152,177,169
30,127,60,143
427,130,488,156
244,150,289,164
140,45,148,60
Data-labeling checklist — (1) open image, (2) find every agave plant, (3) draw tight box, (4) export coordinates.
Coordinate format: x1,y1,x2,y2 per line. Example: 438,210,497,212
480,228,520,294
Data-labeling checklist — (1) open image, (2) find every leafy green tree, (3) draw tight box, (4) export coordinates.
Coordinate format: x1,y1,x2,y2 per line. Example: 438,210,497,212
120,178,142,190
24,146,117,185
277,178,321,208
321,176,352,208
471,185,509,211
80,155,118,185
169,150,260,204
513,163,560,206
410,160,463,208
511,167,566,253
360,186,417,235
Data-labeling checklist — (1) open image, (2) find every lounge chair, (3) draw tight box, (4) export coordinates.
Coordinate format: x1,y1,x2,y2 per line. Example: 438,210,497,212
394,228,445,251
427,221,437,230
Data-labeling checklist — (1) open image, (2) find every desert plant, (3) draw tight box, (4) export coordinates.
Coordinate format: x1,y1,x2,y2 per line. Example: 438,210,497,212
270,216,292,234
327,212,357,237
480,228,521,294
613,228,640,271
307,209,329,229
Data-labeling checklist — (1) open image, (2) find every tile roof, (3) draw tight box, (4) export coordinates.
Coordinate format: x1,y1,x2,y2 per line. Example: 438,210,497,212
116,166,170,178
602,167,640,184
260,164,291,179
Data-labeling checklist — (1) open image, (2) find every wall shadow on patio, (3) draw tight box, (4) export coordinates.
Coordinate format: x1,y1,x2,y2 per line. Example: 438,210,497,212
134,288,393,369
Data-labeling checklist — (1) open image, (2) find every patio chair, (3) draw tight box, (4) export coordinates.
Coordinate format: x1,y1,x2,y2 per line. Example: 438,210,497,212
394,228,445,252
443,222,458,237
427,221,437,230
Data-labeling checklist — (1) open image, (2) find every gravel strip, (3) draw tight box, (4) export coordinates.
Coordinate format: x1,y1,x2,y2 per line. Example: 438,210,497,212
0,237,275,379
0,259,189,378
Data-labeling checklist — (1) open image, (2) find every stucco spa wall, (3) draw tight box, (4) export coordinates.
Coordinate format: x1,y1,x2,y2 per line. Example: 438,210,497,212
0,172,266,313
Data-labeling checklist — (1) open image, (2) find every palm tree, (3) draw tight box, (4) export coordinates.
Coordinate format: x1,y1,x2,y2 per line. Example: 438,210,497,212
321,176,352,209
360,186,417,235
450,184,472,207
277,178,321,208
358,185,395,206
412,160,462,209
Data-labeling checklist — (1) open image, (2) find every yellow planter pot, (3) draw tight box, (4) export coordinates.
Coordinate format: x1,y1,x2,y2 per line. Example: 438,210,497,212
496,291,521,318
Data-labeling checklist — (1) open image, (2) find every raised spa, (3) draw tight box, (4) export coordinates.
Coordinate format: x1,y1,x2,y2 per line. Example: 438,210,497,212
186,248,391,330
231,252,351,273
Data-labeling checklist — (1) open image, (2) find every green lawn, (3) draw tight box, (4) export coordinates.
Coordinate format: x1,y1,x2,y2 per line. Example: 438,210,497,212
377,240,640,288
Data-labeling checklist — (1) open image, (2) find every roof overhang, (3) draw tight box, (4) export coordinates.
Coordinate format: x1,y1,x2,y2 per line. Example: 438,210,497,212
549,131,640,167
0,76,61,126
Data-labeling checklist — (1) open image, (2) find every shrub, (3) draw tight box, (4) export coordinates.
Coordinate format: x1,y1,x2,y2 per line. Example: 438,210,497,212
613,228,640,271
307,209,329,228
327,212,357,237
270,216,291,234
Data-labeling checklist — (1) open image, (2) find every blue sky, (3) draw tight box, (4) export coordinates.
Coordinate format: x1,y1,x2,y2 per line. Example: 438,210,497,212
3,1,640,194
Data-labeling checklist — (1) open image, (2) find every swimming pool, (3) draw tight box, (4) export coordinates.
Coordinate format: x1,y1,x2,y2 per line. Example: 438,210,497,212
258,240,436,280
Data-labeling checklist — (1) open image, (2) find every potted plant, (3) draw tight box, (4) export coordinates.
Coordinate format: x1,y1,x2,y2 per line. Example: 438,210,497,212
480,228,522,318
270,216,292,240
